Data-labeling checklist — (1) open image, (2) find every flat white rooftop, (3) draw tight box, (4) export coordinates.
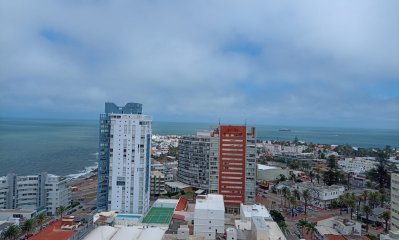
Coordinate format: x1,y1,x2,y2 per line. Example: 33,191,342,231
257,164,280,170
241,204,271,219
165,181,190,189
195,194,224,211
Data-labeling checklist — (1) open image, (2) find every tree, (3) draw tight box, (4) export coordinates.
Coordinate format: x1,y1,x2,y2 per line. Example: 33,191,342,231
296,219,308,236
282,187,290,207
293,189,301,201
276,174,287,183
316,174,320,184
327,155,337,169
56,205,67,219
379,193,388,208
21,219,35,237
367,152,389,189
270,210,285,223
277,221,288,235
362,191,369,205
356,195,363,219
302,189,312,215
363,205,372,233
305,222,317,240
338,195,345,215
368,192,379,209
289,196,297,216
380,211,390,233
1,225,21,240
344,193,356,220
309,171,314,183
36,212,47,230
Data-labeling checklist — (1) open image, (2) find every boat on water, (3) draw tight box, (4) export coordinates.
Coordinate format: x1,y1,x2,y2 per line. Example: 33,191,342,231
278,128,291,132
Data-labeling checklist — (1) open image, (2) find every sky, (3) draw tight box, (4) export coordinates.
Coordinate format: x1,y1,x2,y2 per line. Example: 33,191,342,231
0,1,398,129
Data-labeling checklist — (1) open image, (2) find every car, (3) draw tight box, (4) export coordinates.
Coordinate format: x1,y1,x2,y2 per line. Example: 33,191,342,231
78,205,83,209
90,206,96,211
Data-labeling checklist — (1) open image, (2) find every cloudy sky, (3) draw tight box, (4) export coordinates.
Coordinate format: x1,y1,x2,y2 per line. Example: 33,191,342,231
0,1,398,128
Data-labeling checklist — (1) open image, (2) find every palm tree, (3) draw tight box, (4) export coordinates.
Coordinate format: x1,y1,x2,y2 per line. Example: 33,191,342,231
36,212,47,230
56,205,67,219
302,189,312,215
362,191,369,205
305,222,317,240
363,205,372,233
356,195,362,219
368,192,379,208
309,171,314,183
379,193,388,208
21,219,36,237
296,219,308,235
289,196,298,216
315,174,320,184
293,189,301,201
1,225,21,240
338,195,345,215
282,187,290,207
380,211,390,233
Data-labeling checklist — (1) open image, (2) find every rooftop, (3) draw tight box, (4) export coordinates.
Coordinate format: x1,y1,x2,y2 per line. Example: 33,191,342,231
142,207,174,225
195,194,224,211
257,164,281,170
165,181,191,189
175,198,188,211
30,220,75,240
240,203,271,219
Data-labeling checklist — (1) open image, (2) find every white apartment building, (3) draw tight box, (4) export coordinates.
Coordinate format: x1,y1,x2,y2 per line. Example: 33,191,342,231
240,203,272,221
150,171,166,196
391,173,399,231
338,157,377,174
277,181,345,208
0,173,70,215
45,175,71,214
107,114,152,214
0,177,7,209
194,194,225,240
97,102,152,214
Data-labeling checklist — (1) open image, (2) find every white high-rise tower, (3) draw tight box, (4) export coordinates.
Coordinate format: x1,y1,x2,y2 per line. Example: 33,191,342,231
97,102,152,214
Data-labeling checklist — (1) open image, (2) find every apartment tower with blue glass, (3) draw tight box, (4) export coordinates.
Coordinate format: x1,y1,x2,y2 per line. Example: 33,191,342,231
97,102,152,214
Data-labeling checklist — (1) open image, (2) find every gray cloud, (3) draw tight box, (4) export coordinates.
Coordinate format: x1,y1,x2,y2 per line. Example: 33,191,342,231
0,0,398,128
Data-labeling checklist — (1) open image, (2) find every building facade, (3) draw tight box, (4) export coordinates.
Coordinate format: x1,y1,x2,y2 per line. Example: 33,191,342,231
150,171,166,196
96,102,152,214
194,194,225,240
209,126,256,213
0,173,70,215
177,133,211,189
391,173,399,231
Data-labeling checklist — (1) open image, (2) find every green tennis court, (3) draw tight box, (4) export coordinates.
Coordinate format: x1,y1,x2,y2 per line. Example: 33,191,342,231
142,207,174,224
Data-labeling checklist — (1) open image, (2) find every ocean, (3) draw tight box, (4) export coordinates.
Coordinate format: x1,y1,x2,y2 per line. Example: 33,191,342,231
0,118,398,177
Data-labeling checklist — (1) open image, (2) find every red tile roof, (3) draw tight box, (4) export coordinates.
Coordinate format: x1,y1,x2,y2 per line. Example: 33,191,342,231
175,198,188,211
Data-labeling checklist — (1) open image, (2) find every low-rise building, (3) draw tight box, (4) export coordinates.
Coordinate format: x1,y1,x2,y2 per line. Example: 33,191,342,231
338,157,377,174
315,216,361,238
0,173,71,215
151,171,166,196
276,181,345,208
194,194,224,240
240,203,272,221
165,181,191,193
0,209,36,221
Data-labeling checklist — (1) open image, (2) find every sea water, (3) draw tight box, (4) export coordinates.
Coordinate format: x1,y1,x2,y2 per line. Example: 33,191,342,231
0,118,398,176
